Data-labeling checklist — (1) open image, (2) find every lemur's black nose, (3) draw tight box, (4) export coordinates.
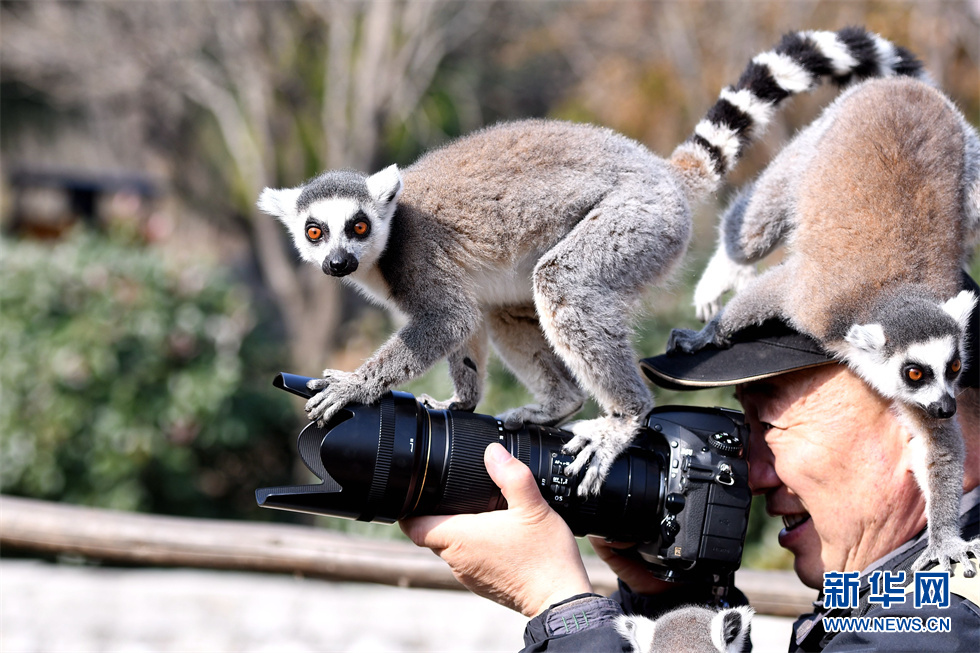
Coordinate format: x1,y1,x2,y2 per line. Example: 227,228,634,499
324,253,358,277
927,396,957,419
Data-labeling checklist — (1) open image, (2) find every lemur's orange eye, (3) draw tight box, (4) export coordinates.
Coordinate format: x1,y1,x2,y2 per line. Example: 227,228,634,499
951,359,962,374
306,226,322,240
353,221,369,236
907,367,924,382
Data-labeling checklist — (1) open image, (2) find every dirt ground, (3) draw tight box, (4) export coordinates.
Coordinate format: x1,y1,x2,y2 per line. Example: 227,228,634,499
0,559,794,652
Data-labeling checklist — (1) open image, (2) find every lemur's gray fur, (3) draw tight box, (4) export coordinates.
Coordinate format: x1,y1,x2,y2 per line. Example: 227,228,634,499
615,605,753,653
670,76,980,573
260,28,924,496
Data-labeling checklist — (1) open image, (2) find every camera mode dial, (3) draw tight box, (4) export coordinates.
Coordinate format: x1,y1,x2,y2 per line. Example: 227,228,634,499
708,431,742,457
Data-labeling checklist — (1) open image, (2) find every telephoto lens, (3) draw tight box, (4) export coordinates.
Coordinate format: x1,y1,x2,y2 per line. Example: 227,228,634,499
258,373,751,580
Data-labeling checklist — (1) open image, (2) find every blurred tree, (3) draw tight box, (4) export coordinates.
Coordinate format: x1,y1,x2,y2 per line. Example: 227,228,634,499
0,229,295,518
4,1,976,388
1,0,489,376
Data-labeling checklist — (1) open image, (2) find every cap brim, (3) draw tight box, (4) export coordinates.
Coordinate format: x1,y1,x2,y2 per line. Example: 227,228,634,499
641,320,836,390
642,272,980,391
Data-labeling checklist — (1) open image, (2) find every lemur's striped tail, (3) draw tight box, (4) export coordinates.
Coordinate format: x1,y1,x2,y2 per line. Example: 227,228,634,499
670,26,926,198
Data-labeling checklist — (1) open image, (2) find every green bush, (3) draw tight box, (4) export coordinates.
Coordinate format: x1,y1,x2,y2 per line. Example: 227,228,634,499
0,230,295,518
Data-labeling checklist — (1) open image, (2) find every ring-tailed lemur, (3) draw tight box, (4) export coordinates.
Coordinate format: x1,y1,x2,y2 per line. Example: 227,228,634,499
259,28,924,497
669,76,980,573
615,605,754,653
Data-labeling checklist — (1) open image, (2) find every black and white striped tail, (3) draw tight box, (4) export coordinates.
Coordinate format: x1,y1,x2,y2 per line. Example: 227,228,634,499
675,27,926,190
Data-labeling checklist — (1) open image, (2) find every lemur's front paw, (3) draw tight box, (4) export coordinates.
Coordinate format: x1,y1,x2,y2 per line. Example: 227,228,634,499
561,416,642,497
418,394,476,412
912,537,980,577
666,321,729,354
305,369,362,426
666,328,700,354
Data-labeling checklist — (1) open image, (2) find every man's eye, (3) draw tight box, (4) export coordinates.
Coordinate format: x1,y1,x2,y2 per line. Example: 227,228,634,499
760,422,775,433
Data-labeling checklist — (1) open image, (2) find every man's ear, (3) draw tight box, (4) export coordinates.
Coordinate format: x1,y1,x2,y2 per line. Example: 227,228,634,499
257,187,302,222
845,323,887,356
941,290,977,332
366,165,403,206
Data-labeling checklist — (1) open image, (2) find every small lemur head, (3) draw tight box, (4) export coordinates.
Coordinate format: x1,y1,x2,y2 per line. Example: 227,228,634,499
844,289,976,419
614,605,753,653
257,165,403,278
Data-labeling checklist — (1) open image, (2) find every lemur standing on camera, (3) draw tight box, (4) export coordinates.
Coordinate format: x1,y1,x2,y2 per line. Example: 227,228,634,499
260,28,924,496
670,76,980,573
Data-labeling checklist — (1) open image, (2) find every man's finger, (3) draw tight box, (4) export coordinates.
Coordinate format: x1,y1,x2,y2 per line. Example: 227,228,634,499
483,443,547,512
399,513,456,550
400,444,549,550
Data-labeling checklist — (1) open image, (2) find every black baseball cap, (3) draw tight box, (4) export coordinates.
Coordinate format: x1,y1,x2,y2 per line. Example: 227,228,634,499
641,273,980,391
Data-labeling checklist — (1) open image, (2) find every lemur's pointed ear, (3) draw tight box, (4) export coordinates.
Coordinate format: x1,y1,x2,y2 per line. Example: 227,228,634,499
712,606,753,653
366,165,403,205
257,187,302,222
941,290,977,332
613,615,655,653
845,323,887,355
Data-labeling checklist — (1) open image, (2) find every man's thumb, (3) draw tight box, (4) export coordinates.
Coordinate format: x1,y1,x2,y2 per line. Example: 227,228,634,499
484,443,546,510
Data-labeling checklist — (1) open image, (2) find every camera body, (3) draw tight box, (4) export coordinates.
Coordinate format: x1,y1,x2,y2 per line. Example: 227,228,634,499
627,407,750,580
258,373,751,582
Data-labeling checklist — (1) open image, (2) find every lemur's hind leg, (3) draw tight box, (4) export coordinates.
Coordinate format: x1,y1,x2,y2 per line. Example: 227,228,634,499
487,304,586,428
962,117,980,254
671,263,797,354
907,413,980,576
533,269,653,497
532,182,691,496
695,185,760,323
695,132,812,322
419,321,489,412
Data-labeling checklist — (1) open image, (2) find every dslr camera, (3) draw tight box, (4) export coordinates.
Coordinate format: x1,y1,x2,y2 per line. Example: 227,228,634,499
257,373,751,583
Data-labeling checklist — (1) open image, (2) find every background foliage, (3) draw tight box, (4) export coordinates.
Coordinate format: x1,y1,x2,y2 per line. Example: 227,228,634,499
1,1,977,573
0,229,296,518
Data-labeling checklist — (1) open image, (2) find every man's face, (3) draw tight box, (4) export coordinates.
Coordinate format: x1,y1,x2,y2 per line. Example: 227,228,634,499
736,365,926,589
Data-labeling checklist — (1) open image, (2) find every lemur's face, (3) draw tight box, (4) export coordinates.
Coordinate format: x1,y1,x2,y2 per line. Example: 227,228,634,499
257,165,403,279
843,290,976,419
876,336,963,418
296,196,388,277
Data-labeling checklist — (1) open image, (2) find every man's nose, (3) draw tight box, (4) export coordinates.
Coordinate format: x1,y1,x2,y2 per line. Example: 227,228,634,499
745,426,780,494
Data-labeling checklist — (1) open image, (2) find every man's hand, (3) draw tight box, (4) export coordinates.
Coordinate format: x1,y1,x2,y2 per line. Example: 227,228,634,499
588,537,677,595
400,443,593,617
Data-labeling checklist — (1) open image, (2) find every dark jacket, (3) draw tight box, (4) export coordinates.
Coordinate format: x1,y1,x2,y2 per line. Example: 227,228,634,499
520,488,980,652
789,487,980,652
521,576,750,651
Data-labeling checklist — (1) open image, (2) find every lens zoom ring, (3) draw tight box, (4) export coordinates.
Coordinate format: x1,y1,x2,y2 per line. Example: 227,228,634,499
514,431,531,469
366,394,395,511
437,412,500,514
